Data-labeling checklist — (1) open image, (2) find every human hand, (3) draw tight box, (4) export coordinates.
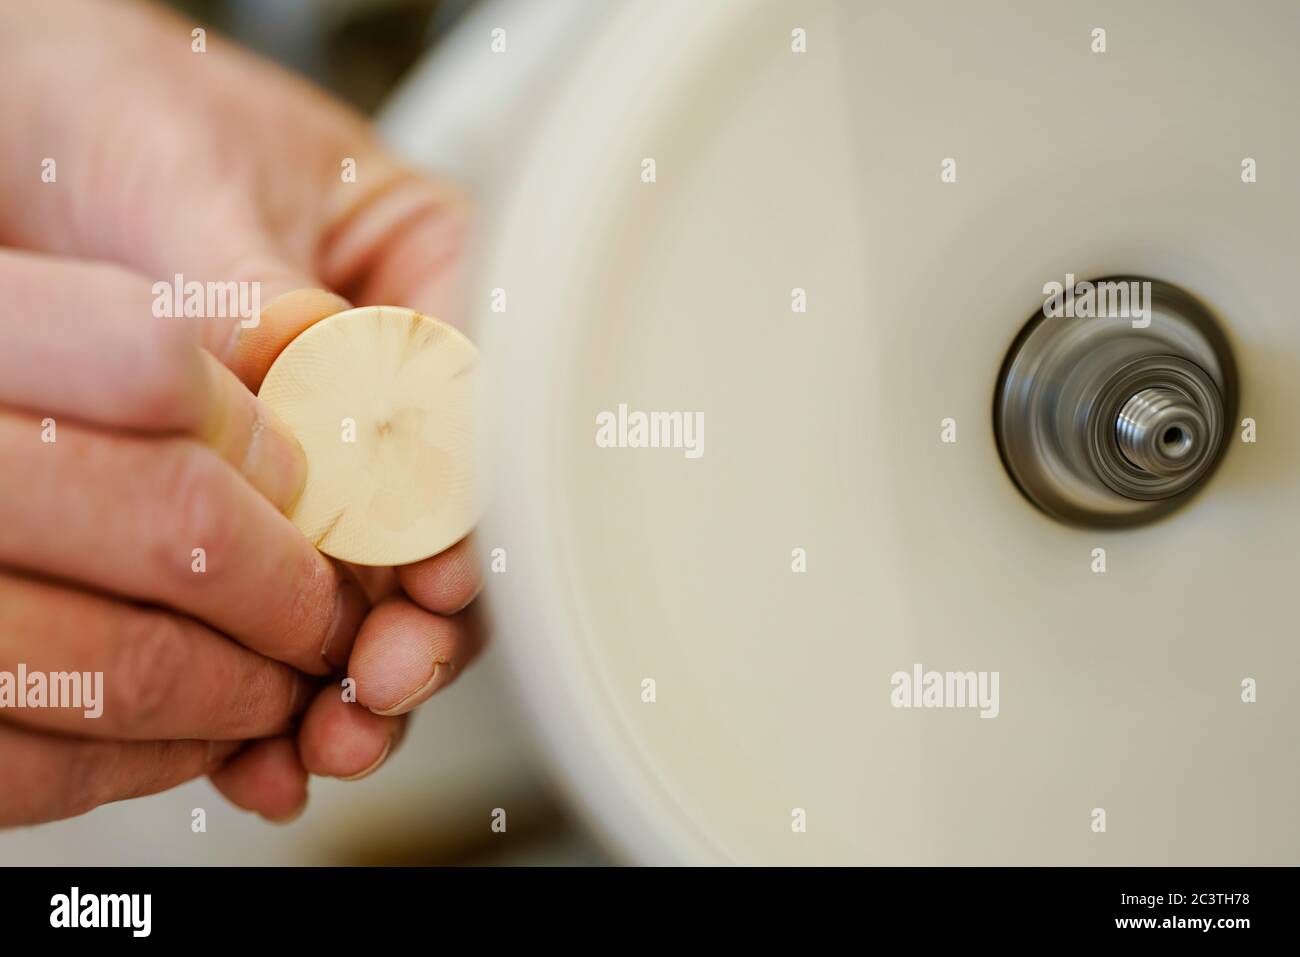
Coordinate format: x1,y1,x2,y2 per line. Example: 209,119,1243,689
0,0,483,822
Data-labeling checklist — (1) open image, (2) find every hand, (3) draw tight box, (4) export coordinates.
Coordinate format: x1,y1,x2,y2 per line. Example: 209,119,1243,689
0,249,357,824
0,0,483,823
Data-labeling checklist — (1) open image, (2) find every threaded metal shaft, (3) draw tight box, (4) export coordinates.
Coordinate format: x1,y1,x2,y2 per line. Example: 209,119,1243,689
1115,387,1209,477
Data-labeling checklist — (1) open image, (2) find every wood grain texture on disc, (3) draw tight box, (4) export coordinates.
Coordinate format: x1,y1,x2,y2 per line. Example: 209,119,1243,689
257,306,479,566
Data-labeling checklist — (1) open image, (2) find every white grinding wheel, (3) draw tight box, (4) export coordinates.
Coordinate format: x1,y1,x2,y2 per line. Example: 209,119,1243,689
455,0,1300,865
258,306,479,567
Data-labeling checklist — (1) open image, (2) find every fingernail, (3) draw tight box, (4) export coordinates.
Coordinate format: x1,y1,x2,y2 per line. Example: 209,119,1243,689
244,399,310,513
206,740,243,767
288,673,315,718
369,658,453,717
321,576,366,670
259,287,352,327
339,732,394,782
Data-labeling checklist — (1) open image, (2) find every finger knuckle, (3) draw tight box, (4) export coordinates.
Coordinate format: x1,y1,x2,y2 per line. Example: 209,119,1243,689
96,268,205,431
231,662,295,735
62,743,111,818
151,444,235,582
108,611,189,727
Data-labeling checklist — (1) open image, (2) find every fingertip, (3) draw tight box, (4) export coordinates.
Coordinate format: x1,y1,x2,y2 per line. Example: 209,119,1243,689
348,599,472,716
396,535,482,615
299,685,402,780
235,286,353,391
208,736,308,823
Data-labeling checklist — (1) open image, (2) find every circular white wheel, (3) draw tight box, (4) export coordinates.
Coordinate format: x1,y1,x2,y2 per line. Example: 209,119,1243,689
469,0,1300,864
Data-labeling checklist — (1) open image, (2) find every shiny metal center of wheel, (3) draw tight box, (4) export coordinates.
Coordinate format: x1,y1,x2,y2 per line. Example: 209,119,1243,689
995,278,1236,527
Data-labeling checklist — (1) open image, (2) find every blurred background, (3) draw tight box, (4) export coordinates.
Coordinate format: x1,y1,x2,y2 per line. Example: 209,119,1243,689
167,0,475,114
0,0,613,867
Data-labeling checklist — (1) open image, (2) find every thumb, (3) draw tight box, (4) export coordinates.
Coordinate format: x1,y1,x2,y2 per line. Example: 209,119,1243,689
209,282,352,392
177,216,351,389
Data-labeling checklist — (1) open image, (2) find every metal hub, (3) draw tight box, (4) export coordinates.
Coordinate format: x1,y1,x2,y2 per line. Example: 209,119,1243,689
994,278,1236,527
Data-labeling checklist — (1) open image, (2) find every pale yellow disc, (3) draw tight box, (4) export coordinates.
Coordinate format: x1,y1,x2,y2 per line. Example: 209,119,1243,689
257,306,479,566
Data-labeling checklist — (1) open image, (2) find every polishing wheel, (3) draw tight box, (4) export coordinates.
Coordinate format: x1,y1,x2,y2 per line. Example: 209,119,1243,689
384,0,1300,864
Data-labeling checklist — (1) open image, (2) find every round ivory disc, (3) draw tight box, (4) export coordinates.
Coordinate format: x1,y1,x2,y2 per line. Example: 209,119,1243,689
257,306,479,567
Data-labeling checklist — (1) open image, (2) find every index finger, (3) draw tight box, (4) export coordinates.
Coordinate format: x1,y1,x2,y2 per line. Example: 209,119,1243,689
0,250,310,512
